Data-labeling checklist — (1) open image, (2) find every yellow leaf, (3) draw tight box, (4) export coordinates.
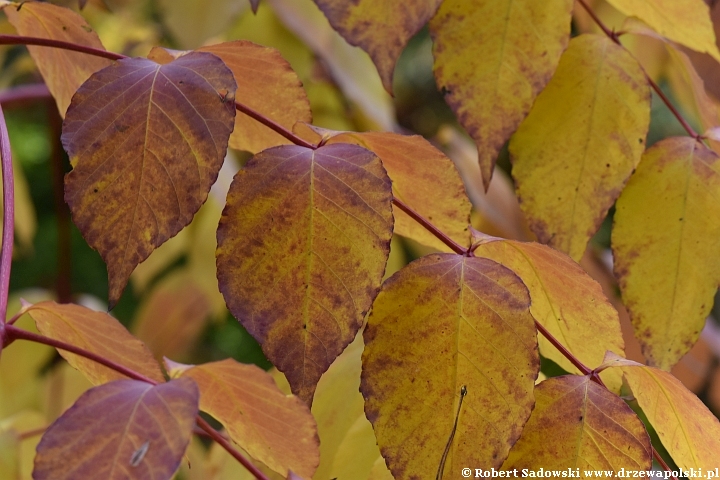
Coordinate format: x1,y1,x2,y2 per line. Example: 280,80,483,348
62,50,236,307
170,359,319,478
619,364,720,469
130,225,189,293
502,375,651,471
216,144,393,404
27,301,165,385
312,0,442,93
42,361,93,423
3,2,114,116
331,131,471,251
0,158,36,252
198,40,312,153
0,410,46,480
606,0,720,62
362,254,539,475
430,0,573,189
132,271,212,362
473,238,625,392
612,138,720,370
510,34,650,261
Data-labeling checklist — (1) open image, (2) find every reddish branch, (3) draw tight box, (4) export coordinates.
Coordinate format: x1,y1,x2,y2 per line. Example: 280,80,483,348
0,104,13,325
0,34,126,61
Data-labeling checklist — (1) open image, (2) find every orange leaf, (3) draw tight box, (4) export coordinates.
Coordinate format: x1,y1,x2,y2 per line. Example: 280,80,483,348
33,378,198,479
27,301,165,385
198,40,312,153
168,358,319,478
619,364,720,469
362,254,539,475
3,2,114,116
62,49,236,308
216,143,393,403
502,375,651,470
312,0,443,93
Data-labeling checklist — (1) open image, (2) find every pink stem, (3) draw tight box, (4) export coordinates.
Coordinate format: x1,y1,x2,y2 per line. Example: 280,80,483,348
0,104,13,325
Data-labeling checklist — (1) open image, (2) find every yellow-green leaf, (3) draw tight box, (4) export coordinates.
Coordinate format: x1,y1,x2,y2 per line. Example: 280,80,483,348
502,375,651,471
33,378,198,479
312,0,442,93
361,254,539,476
430,0,573,189
158,0,248,49
473,237,625,391
168,359,319,478
510,34,650,261
216,143,393,404
198,40,312,153
619,364,720,469
27,301,165,385
612,137,720,370
606,0,720,62
4,2,114,116
62,50,236,308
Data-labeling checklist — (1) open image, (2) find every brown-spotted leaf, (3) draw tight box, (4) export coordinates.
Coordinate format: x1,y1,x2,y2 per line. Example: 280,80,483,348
198,41,312,153
27,301,165,385
168,358,319,478
430,0,573,190
63,51,236,308
313,0,442,93
511,34,650,261
473,238,625,391
326,131,471,251
502,375,651,470
361,254,539,476
618,364,720,469
4,2,114,116
33,378,198,479
216,143,393,404
612,138,720,369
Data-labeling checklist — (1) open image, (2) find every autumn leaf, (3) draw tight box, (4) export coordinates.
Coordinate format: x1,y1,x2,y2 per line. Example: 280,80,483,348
33,378,199,479
430,0,573,189
216,143,393,404
473,237,625,392
313,0,442,93
612,138,720,370
606,0,720,62
27,301,165,385
198,40,312,153
617,363,720,469
167,358,319,478
502,375,651,471
62,49,237,308
511,34,650,261
3,2,114,116
361,254,539,476
299,126,471,251
157,0,248,49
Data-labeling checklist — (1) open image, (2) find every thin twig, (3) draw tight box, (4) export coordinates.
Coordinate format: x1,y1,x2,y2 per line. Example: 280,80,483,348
234,101,316,149
392,198,468,255
0,104,13,325
0,34,126,61
0,83,52,108
195,417,270,480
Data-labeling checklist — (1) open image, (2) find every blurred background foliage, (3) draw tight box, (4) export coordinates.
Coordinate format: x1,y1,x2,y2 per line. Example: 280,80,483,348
2,0,720,476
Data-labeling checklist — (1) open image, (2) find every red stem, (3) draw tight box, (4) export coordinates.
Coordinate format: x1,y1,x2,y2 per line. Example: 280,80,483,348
391,198,468,255
575,0,699,140
234,101,316,149
195,417,270,480
0,104,13,325
0,34,126,61
0,83,52,108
